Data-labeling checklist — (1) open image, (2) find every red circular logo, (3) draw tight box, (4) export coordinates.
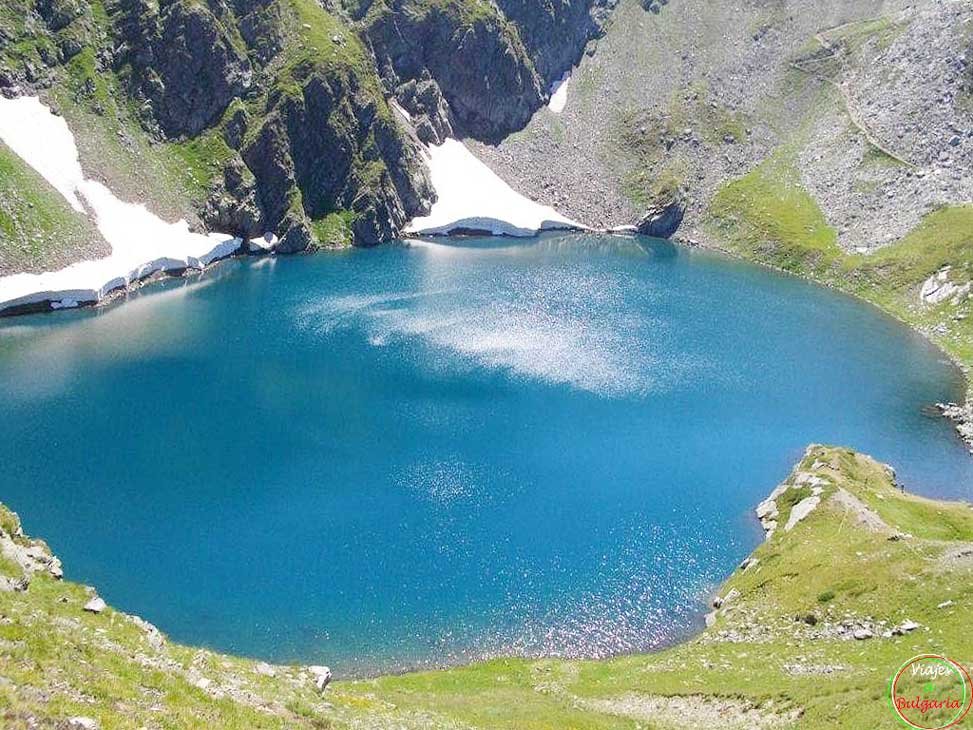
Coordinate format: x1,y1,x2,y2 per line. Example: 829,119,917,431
888,655,973,729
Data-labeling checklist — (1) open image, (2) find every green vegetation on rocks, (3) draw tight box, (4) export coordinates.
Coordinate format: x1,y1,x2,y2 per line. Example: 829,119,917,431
2,446,971,728
0,0,434,255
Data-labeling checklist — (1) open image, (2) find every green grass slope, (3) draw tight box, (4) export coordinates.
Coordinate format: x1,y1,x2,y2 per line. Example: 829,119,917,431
0,142,108,275
707,149,973,382
2,445,970,728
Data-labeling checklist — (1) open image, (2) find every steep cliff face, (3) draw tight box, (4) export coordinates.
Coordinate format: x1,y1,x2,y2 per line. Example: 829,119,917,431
0,0,435,252
355,0,610,141
122,0,253,139
494,0,612,85
243,69,432,248
0,0,613,262
107,0,434,247
359,0,543,141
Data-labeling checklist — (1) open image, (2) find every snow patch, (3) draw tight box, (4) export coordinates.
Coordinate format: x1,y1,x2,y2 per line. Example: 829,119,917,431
0,96,244,314
0,96,85,212
548,71,570,114
405,138,583,237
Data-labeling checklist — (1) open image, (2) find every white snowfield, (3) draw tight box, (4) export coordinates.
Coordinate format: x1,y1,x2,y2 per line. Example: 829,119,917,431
405,138,584,237
548,72,570,114
0,96,245,314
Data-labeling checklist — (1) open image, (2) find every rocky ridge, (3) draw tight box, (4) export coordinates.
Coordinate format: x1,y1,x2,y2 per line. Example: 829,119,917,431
0,0,614,269
470,0,973,252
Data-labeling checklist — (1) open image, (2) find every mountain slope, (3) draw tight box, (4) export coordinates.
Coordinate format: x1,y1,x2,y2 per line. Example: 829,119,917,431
0,0,610,271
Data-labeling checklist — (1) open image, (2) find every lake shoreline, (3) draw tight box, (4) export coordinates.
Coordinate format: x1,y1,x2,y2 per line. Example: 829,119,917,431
2,444,970,728
682,227,973,454
5,223,970,456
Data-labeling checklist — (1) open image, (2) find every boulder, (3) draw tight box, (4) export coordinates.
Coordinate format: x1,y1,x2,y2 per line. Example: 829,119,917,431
67,718,98,730
83,596,106,614
308,665,332,692
636,200,684,238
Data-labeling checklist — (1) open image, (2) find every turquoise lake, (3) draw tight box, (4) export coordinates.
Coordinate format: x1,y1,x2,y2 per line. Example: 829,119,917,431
1,234,972,675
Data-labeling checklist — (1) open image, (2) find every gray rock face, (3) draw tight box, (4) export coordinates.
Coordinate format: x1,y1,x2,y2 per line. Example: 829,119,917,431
364,5,544,142
136,1,253,138
232,0,284,65
494,0,612,84
636,200,684,238
203,159,264,239
36,0,85,32
396,77,453,145
242,69,433,249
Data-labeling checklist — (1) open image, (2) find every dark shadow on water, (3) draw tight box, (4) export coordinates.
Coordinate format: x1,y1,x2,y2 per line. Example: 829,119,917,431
632,236,680,260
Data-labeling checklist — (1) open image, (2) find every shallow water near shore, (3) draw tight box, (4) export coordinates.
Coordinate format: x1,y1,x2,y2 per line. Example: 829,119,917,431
1,234,971,675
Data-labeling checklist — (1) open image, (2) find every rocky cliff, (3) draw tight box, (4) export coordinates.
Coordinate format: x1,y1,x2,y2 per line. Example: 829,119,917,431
0,0,610,266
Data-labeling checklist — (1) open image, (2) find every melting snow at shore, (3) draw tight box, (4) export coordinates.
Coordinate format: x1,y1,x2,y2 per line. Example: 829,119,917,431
0,96,242,314
405,138,582,237
0,97,585,313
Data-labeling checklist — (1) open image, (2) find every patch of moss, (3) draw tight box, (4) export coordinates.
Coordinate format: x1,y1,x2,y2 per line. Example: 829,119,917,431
310,210,356,248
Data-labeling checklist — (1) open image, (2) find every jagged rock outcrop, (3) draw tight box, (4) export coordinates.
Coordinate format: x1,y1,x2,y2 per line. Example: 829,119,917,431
231,0,284,65
494,0,612,84
115,0,252,137
104,0,434,248
149,1,252,137
0,507,63,592
636,199,684,238
395,76,453,145
204,158,264,239
361,0,544,141
36,0,85,33
2,0,622,257
243,69,433,248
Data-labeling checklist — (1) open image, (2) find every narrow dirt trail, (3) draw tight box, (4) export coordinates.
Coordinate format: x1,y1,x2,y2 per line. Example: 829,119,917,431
790,27,915,167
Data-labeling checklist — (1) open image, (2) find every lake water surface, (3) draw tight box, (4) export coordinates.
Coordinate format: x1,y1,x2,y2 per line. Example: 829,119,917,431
1,234,971,675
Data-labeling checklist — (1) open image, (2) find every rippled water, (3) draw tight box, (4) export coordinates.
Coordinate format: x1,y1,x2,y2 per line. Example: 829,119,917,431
1,234,971,675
